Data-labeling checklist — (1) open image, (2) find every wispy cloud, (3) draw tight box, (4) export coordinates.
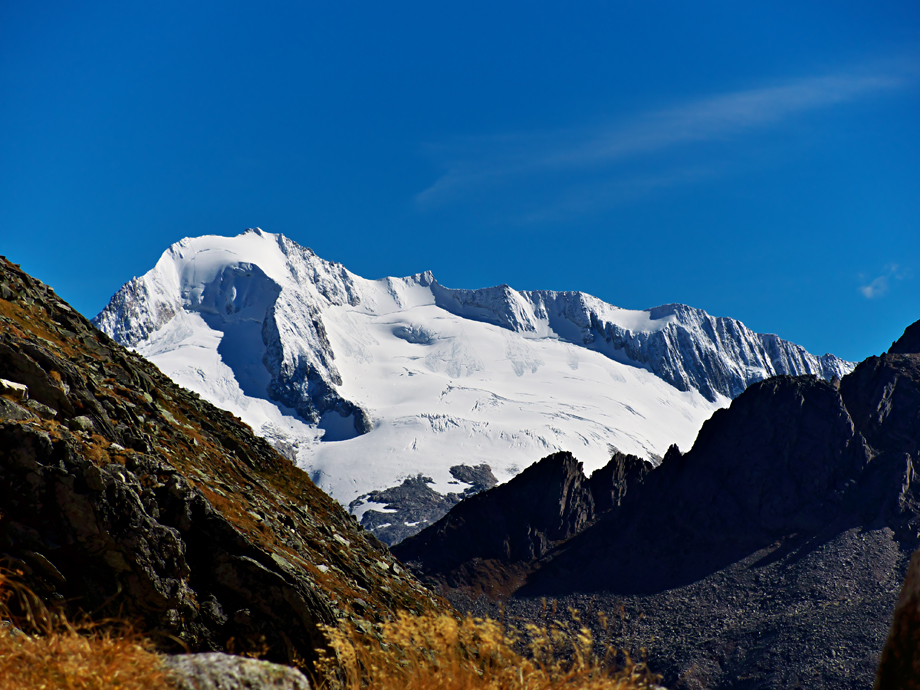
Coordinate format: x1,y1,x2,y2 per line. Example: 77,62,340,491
861,273,892,299
515,165,723,225
417,66,911,214
860,264,910,299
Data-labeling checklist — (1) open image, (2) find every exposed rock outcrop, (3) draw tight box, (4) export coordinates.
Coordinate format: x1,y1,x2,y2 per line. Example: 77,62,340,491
889,320,920,356
352,464,499,545
0,256,444,681
588,451,654,513
394,451,653,594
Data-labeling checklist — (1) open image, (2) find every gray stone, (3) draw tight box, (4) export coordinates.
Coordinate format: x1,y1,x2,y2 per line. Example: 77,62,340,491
165,653,311,690
69,415,94,432
24,398,57,419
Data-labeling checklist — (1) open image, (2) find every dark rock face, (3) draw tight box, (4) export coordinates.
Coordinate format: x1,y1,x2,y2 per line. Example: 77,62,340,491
0,256,444,678
394,451,645,594
889,320,920,356
397,319,920,689
588,451,653,514
841,352,920,460
648,376,868,545
448,463,499,492
839,351,920,536
1,420,334,655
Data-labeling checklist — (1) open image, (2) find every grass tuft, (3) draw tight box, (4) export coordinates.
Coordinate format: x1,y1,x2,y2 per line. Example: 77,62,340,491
2,565,664,690
315,610,661,690
0,569,175,690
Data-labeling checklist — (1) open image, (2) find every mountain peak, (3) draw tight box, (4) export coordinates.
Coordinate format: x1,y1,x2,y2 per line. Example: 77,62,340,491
412,269,436,286
92,229,855,543
889,320,920,355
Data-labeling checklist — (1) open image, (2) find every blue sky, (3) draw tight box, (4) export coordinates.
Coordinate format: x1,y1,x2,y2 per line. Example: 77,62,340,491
1,1,917,361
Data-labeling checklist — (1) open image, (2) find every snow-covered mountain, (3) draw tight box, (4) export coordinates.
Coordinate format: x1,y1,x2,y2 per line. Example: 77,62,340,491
93,229,854,541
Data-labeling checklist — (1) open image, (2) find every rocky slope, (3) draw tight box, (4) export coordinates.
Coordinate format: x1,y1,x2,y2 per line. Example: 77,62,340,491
395,319,920,689
0,256,444,682
91,228,853,543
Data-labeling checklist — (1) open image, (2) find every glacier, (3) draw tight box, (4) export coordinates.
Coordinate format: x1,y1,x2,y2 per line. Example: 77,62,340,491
93,228,855,541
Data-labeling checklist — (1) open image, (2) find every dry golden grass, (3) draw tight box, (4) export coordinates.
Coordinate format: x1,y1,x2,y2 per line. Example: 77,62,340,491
2,569,663,690
0,569,176,690
315,610,661,690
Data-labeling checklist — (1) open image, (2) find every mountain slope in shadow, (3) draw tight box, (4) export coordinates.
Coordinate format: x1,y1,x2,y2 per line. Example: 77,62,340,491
395,319,920,689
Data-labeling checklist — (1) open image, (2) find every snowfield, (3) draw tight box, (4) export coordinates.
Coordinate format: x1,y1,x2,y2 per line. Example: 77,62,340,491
313,299,720,506
94,228,854,531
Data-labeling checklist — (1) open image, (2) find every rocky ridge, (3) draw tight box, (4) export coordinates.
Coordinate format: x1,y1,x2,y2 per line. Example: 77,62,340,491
0,256,444,681
395,451,652,597
396,319,920,689
430,286,852,402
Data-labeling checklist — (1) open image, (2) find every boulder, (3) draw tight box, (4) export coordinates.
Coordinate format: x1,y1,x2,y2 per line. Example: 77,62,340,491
165,653,311,690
